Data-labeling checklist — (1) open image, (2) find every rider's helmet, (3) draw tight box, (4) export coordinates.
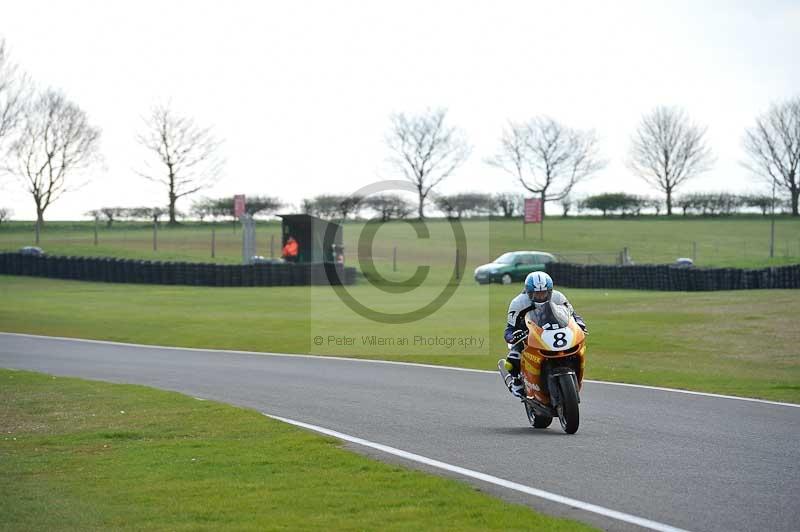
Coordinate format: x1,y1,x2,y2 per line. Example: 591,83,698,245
525,271,553,304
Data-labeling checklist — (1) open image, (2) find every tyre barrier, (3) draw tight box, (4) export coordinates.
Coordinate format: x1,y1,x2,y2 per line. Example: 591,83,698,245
0,253,357,287
545,262,800,291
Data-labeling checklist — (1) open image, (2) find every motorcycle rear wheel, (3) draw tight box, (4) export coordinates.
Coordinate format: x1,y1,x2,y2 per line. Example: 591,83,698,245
524,402,553,429
556,374,580,434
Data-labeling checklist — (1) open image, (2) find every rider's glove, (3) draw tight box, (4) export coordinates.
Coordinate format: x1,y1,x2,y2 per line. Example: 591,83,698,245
575,316,588,335
509,329,527,344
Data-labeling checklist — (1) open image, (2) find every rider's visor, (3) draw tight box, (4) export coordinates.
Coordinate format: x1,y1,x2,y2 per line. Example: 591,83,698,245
528,290,550,303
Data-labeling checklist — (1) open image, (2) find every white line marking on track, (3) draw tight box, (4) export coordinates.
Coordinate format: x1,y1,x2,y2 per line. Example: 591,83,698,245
2,332,797,408
581,379,800,408
264,413,692,532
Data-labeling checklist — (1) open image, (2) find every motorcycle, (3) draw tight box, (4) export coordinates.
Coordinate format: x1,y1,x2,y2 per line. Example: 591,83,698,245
498,301,587,434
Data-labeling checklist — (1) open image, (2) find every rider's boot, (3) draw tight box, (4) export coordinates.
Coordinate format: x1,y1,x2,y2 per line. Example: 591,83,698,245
501,359,525,398
508,376,524,398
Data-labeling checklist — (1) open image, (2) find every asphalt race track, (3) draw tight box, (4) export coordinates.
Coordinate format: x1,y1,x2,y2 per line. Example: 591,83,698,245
1,333,798,532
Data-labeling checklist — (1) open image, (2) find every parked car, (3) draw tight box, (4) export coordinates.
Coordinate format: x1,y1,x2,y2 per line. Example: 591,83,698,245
474,251,557,285
19,246,45,256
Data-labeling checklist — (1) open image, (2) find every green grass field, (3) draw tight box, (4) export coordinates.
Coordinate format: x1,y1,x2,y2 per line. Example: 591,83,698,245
1,216,798,530
0,369,595,531
2,276,798,403
2,217,799,274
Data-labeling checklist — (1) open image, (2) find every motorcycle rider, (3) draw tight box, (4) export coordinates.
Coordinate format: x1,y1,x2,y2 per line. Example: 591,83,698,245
503,271,587,398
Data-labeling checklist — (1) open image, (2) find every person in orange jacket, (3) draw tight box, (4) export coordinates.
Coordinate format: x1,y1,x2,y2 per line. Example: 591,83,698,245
282,235,299,263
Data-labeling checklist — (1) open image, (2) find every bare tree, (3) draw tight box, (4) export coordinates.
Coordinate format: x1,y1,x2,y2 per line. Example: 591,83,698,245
488,117,605,218
743,97,800,216
302,195,363,220
494,192,524,218
190,197,214,222
137,104,224,225
386,108,470,219
363,194,413,221
560,195,574,217
128,206,170,224
645,197,663,215
6,89,100,224
628,106,714,215
434,192,496,219
85,207,126,227
0,206,12,225
0,39,30,147
201,195,283,221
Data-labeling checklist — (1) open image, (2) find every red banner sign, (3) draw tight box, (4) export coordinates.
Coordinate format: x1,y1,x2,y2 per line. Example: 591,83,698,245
524,198,542,223
234,195,246,218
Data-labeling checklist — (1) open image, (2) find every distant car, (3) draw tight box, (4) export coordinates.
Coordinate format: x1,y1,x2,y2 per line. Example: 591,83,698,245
19,246,45,256
474,251,557,285
250,256,284,264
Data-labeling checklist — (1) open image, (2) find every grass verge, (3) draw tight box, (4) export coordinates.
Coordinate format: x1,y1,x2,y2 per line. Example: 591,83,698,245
2,217,799,270
0,369,596,531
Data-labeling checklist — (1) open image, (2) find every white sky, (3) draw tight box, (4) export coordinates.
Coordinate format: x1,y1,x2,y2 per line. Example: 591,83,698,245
1,0,798,219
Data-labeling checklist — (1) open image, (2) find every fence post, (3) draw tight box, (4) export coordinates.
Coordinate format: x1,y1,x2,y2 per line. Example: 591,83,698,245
211,227,216,258
241,214,255,264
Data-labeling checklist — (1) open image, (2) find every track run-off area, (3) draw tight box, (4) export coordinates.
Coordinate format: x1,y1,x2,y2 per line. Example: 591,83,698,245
1,332,798,532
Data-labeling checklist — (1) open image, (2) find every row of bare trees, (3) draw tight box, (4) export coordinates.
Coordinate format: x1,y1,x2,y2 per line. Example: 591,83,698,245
0,40,101,225
389,100,800,218
577,192,789,217
191,196,281,222
2,34,798,222
300,192,523,221
627,101,797,217
0,38,223,226
86,206,172,227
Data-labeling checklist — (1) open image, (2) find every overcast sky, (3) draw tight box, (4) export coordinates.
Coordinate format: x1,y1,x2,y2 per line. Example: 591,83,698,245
1,0,798,220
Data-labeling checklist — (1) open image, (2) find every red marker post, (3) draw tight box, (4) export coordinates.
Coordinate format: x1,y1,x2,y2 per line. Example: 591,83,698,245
523,197,543,240
234,194,246,219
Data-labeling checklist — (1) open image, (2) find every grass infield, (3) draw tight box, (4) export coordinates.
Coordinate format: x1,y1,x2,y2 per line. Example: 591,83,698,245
1,217,799,273
0,369,597,531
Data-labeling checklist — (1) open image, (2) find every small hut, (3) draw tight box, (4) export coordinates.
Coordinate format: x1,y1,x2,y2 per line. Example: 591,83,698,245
278,214,344,264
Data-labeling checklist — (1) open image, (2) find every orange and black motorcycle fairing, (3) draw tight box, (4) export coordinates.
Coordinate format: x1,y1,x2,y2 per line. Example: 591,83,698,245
498,302,587,434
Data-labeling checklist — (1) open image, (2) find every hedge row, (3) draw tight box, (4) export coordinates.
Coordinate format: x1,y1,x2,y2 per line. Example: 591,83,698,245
0,253,357,287
545,262,800,291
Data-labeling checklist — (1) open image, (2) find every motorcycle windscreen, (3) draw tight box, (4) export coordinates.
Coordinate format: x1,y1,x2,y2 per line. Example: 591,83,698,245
535,301,571,330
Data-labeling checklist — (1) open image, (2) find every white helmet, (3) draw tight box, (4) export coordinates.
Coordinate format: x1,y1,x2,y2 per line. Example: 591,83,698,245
524,271,553,304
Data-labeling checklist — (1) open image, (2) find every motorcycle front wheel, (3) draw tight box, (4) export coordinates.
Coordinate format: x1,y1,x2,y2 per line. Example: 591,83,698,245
556,374,580,434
